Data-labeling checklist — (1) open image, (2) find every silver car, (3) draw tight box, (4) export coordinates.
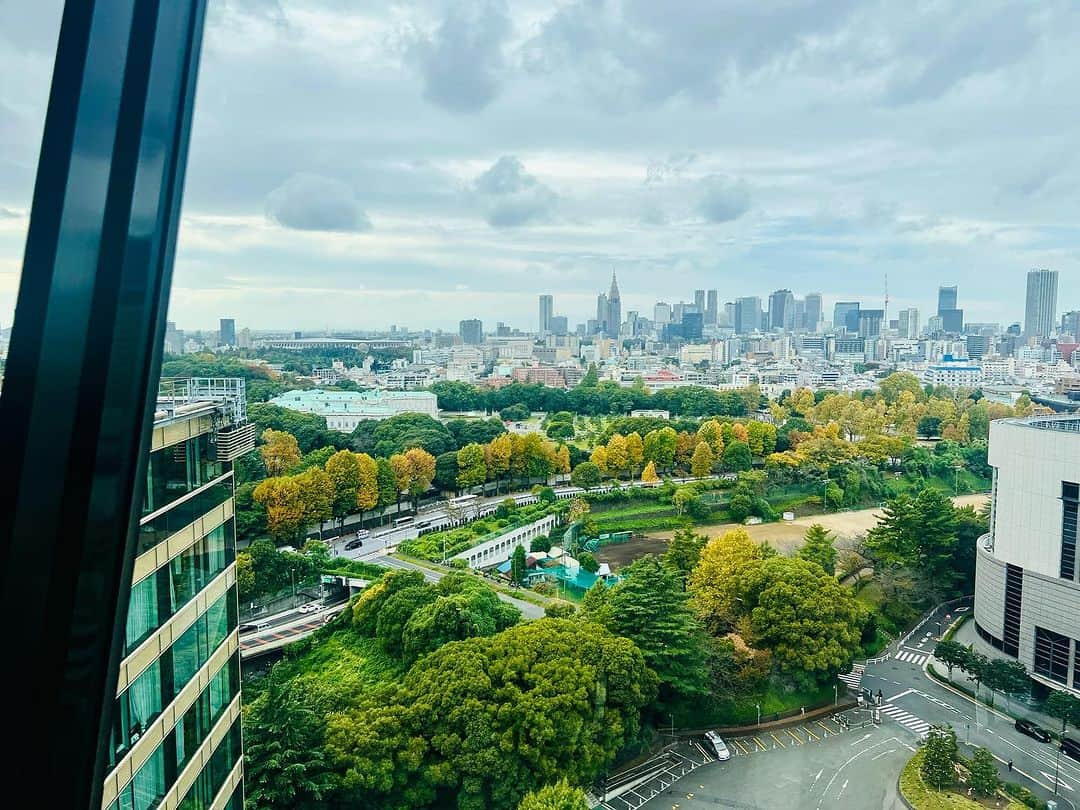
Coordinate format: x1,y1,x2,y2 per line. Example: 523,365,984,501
704,730,731,761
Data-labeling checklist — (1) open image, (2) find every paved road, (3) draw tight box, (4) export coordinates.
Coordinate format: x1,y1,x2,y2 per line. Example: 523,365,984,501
238,599,349,658
371,554,547,619
853,602,1079,809
635,720,911,810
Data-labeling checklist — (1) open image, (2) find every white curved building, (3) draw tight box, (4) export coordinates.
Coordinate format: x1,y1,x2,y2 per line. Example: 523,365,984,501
974,415,1080,696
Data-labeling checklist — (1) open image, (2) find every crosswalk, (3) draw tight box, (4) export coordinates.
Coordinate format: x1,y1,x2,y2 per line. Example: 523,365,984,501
838,663,865,690
895,650,929,666
879,703,931,736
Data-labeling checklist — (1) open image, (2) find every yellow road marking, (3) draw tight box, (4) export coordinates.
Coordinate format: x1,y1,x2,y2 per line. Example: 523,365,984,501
733,739,750,755
816,720,834,736
804,727,820,741
753,737,768,751
786,728,803,745
770,732,786,748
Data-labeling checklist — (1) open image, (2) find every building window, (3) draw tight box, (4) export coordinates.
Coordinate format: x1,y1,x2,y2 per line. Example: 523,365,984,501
142,435,224,517
138,475,233,555
1003,563,1023,657
1062,482,1078,581
1034,626,1071,685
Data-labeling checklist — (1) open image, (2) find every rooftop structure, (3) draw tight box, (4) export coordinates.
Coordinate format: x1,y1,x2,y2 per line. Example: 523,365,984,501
269,388,439,431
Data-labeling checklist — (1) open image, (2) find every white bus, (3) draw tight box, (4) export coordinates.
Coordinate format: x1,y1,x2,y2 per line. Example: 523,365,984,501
393,516,414,528
449,494,479,507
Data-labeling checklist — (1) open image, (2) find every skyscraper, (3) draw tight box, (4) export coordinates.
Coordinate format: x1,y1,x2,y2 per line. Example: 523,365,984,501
804,293,823,332
769,289,795,330
694,289,706,315
937,285,958,314
607,272,621,336
898,307,920,339
595,292,608,333
1062,311,1080,340
735,296,762,334
538,295,553,335
1025,269,1059,338
653,302,671,325
706,290,718,326
218,318,236,347
857,309,884,338
459,318,483,345
833,301,860,332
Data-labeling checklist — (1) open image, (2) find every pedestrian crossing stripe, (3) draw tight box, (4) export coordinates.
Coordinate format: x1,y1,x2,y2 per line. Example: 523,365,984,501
895,651,929,665
838,663,865,689
879,703,931,734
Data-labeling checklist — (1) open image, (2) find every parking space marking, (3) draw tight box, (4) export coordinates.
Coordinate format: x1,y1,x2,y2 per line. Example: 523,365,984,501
770,732,786,748
752,736,768,751
786,728,803,745
733,738,750,755
816,720,836,737
804,726,820,741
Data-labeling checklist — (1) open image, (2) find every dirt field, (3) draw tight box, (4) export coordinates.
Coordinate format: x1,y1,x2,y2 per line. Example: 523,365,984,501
596,493,990,568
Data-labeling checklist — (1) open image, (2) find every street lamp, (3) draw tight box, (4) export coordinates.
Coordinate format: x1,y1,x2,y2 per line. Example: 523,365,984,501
756,703,761,726
834,684,838,705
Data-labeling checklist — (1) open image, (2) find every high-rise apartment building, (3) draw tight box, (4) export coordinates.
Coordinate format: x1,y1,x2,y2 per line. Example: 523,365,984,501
1025,269,1059,338
723,302,736,328
538,295,553,335
705,290,718,326
102,378,254,810
459,319,483,345
1062,311,1080,340
549,315,568,336
833,301,860,332
804,293,822,333
653,302,671,325
898,307,920,339
975,415,1080,696
768,289,795,331
218,319,236,347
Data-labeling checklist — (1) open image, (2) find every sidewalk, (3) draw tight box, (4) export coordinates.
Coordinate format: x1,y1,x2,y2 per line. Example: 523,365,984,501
935,618,1064,733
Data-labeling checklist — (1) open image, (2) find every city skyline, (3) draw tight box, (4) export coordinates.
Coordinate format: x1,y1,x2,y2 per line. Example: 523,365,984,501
3,3,1080,331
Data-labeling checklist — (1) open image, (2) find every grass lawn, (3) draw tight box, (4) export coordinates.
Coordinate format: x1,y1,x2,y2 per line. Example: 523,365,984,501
680,681,837,728
899,751,1025,809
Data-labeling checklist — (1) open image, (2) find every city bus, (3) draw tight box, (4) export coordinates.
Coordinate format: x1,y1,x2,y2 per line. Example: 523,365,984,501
393,516,415,528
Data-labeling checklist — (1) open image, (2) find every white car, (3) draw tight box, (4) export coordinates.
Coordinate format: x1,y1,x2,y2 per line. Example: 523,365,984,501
704,731,731,761
297,602,322,614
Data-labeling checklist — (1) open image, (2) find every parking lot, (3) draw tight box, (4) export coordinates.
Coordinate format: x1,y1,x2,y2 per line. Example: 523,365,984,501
599,715,875,810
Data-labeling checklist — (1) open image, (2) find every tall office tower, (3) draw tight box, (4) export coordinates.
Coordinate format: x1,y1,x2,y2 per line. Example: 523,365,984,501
793,298,806,331
694,289,706,315
734,296,762,335
164,321,184,355
102,378,254,810
607,272,621,336
550,315,568,336
218,318,236,347
857,309,884,338
937,285,958,314
538,295,553,334
833,301,860,332
723,301,737,327
459,318,483,345
1062,311,1080,340
804,293,823,332
653,301,671,325
898,307,920,339
940,308,964,334
706,290,718,326
1025,269,1059,338
595,293,609,333
682,311,703,341
768,289,795,330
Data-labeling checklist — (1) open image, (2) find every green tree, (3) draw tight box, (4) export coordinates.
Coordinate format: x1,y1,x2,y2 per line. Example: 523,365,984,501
721,440,752,472
580,580,612,626
917,415,942,438
352,569,428,636
500,402,531,421
866,490,959,591
932,640,970,681
326,620,656,809
325,450,361,530
375,457,398,515
663,528,706,588
1045,690,1080,733
798,524,837,575
577,551,600,573
456,442,488,490
983,659,1030,708
570,461,602,489
690,441,714,477
376,585,438,661
968,747,1000,796
433,451,460,493
517,780,590,810
236,552,256,601
643,426,678,471
879,371,924,405
244,670,334,810
402,578,520,664
920,726,958,790
600,556,709,709
511,544,527,584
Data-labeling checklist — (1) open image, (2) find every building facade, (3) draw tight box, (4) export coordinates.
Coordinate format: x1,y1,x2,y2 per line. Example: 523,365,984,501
459,319,483,345
1025,269,1059,339
103,379,255,810
974,415,1080,696
538,295,553,335
270,388,440,431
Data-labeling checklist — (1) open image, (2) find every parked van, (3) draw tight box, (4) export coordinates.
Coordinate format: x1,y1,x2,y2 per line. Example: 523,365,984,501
1062,736,1080,761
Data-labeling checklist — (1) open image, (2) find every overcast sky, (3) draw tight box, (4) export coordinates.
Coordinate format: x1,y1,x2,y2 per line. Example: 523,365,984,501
2,0,1079,332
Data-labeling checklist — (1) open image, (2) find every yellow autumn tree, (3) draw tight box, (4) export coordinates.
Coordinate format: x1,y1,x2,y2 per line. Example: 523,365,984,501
690,441,714,478
590,445,609,477
259,428,301,476
641,461,659,483
253,476,305,543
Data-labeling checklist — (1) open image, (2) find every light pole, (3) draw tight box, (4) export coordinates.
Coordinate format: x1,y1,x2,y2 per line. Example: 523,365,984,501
756,703,761,727
670,714,676,742
834,684,838,705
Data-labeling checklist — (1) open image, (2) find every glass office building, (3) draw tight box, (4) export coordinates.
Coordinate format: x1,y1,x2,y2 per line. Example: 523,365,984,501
102,380,255,810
